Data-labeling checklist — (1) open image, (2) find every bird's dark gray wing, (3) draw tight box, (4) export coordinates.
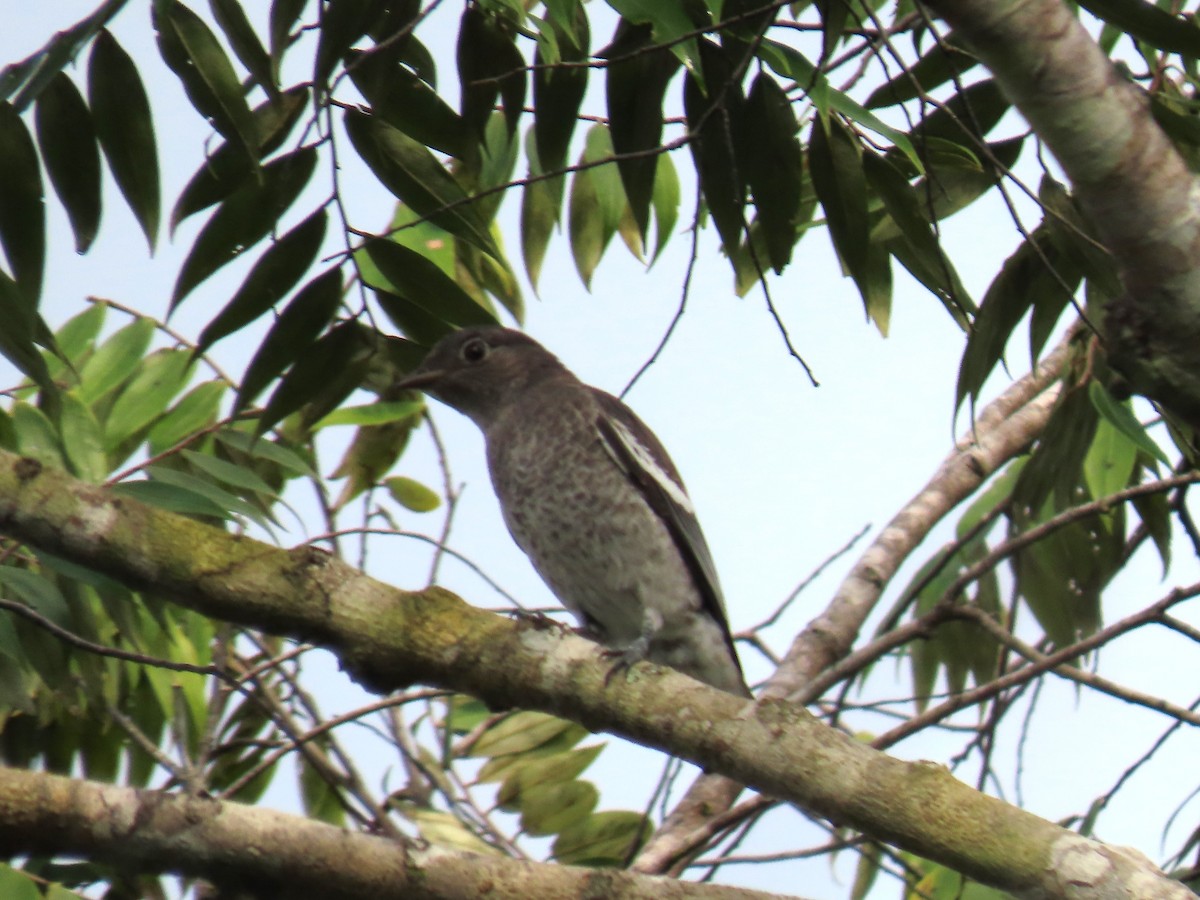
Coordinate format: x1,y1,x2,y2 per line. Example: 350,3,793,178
590,389,743,675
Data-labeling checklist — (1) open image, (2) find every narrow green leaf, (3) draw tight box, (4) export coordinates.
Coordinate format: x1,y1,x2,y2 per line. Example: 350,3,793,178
11,402,64,469
235,268,343,414
534,5,590,178
0,102,45,302
155,0,260,167
604,0,704,82
210,0,276,95
112,478,233,521
216,427,317,477
683,40,745,252
650,152,679,263
385,475,441,512
605,21,675,241
0,273,55,396
521,129,563,290
148,380,227,454
910,79,1009,147
34,73,101,254
809,115,870,298
1078,0,1200,56
171,86,308,233
865,35,976,109
1088,380,1170,466
256,320,365,435
172,146,318,309
269,0,309,81
743,73,803,272
59,391,107,482
347,48,470,160
314,0,376,87
181,448,279,497
552,810,650,866
89,30,160,252
105,348,195,450
365,239,498,328
196,208,328,355
51,302,107,371
316,399,423,429
344,109,500,257
1083,416,1138,502
78,317,156,404
456,5,526,142
0,567,70,625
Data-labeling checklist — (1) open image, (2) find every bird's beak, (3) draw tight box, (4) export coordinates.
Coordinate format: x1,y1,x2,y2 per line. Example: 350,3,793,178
394,368,444,392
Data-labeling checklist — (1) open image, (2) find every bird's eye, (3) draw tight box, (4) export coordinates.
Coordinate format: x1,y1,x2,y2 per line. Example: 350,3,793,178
460,337,489,363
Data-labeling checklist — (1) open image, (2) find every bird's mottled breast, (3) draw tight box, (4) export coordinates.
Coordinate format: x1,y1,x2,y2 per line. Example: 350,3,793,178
482,380,694,641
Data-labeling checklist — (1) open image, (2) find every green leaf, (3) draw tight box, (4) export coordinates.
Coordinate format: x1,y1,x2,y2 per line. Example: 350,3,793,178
112,477,233,521
910,79,1009,147
865,34,976,109
216,427,317,477
171,86,309,232
1088,380,1170,466
34,74,101,254
347,48,470,160
88,30,160,252
386,475,441,512
181,448,280,497
364,239,498,329
1083,415,1138,502
172,146,318,309
147,380,227,454
650,152,679,263
316,399,423,429
758,39,922,173
0,566,70,624
59,391,107,482
567,126,625,287
605,0,704,81
345,109,500,258
455,5,526,141
683,40,745,252
269,0,309,80
809,114,870,300
0,102,45,302
256,320,366,435
0,272,56,396
210,0,276,96
78,317,156,404
552,810,650,866
520,129,563,291
743,73,803,272
49,302,106,375
470,711,586,757
520,781,598,837
533,5,590,178
314,0,376,87
1078,0,1200,56
196,208,328,355
11,402,64,468
235,268,343,414
604,21,674,240
105,348,195,451
154,0,260,167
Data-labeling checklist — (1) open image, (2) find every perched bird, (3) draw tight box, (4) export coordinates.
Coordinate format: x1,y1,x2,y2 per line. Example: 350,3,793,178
396,326,750,697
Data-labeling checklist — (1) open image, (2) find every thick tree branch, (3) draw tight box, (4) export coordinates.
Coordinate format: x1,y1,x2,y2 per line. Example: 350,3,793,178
921,0,1200,426
0,451,1186,900
0,766,777,900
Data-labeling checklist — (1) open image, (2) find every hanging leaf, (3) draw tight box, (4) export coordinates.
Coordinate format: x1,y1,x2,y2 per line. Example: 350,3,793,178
0,102,45,303
256,321,366,435
604,21,676,240
683,39,745,252
521,128,563,291
364,239,498,329
344,109,500,258
89,30,160,252
269,0,309,81
533,5,590,180
456,5,526,142
865,34,976,109
210,0,276,96
171,86,309,232
743,73,803,272
196,208,328,355
314,0,377,87
809,114,870,300
235,268,344,414
34,73,101,254
0,272,56,397
172,146,318,310
568,124,627,287
154,0,261,168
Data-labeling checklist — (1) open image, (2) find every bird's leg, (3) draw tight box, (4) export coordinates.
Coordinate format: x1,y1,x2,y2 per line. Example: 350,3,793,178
602,607,663,686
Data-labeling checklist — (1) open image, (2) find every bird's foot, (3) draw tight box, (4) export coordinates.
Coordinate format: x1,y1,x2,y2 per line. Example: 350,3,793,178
602,637,651,687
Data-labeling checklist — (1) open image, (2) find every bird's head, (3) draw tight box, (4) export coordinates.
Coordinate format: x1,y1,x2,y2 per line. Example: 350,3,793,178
395,326,569,427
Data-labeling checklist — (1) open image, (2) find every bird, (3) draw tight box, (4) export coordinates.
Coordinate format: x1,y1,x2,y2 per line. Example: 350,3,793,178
395,326,750,697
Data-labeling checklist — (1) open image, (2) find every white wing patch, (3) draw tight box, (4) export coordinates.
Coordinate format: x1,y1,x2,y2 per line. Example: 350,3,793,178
604,417,696,516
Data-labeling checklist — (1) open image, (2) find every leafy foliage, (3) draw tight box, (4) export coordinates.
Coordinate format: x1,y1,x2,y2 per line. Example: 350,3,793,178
0,0,1198,896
